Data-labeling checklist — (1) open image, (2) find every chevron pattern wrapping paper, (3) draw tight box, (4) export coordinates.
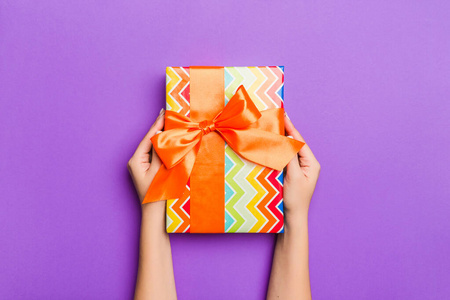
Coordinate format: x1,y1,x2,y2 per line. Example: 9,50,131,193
165,66,285,233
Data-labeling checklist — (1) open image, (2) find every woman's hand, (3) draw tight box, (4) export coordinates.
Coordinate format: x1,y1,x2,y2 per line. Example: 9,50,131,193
128,108,165,203
283,114,321,221
267,114,319,300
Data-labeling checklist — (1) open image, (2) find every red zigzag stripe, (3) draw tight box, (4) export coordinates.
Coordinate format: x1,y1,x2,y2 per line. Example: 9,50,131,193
257,168,277,232
267,170,283,233
258,67,277,109
267,66,284,108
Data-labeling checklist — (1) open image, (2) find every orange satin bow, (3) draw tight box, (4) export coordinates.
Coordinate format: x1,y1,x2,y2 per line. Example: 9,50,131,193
142,85,304,204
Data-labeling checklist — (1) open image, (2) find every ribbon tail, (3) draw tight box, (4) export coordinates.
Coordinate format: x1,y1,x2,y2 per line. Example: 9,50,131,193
142,143,200,204
218,128,304,171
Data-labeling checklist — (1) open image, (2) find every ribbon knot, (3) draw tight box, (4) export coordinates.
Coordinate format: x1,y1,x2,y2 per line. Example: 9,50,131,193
199,120,215,135
143,85,304,204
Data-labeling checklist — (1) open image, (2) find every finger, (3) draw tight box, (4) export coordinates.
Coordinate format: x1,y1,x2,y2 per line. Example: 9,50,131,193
136,109,165,155
284,112,305,142
284,115,314,156
285,151,303,180
284,114,319,169
148,146,162,173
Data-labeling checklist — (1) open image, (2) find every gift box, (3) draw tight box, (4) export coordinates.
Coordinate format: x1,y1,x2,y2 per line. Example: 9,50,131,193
143,66,303,233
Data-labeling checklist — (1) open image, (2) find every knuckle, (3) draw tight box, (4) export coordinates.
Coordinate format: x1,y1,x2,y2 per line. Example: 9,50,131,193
127,157,134,170
315,162,321,175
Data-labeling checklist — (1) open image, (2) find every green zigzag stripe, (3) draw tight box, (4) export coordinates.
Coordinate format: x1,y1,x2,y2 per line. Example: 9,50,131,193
233,156,258,232
224,149,236,231
236,67,256,92
224,145,245,232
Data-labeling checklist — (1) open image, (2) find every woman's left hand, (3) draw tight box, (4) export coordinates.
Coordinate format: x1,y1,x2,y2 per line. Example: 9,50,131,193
128,109,165,203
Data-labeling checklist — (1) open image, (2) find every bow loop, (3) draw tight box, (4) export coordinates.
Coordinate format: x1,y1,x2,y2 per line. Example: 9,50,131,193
214,86,261,129
151,127,203,169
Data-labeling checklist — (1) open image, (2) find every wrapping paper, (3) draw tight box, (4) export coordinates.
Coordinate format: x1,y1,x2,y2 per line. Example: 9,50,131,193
162,66,289,233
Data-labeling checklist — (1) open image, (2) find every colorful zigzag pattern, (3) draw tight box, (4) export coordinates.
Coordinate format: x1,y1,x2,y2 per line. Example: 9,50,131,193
165,66,285,233
165,67,191,233
224,66,284,110
225,146,284,233
224,66,285,233
166,182,191,233
166,66,190,116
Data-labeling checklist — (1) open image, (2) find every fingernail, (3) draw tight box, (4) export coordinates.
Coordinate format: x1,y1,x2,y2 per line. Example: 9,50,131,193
287,135,293,139
156,130,162,134
159,108,165,116
284,111,290,120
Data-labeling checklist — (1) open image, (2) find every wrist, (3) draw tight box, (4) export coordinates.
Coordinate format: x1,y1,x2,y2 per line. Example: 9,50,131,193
141,201,166,220
140,201,168,236
284,211,308,232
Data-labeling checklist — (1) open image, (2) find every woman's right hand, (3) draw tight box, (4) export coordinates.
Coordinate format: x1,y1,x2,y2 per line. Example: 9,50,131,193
283,114,321,222
267,114,319,300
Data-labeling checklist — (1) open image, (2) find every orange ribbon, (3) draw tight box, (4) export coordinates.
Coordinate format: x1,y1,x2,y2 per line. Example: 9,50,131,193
143,85,304,204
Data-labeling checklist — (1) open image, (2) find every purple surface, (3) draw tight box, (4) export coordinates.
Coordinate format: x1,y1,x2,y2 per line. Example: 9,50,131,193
1,1,449,299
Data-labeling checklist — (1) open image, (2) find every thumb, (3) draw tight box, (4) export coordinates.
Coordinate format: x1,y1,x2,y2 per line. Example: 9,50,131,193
136,109,165,156
284,136,303,181
148,145,162,174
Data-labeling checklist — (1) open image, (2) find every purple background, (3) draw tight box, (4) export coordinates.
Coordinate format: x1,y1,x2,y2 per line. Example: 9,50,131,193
1,1,449,299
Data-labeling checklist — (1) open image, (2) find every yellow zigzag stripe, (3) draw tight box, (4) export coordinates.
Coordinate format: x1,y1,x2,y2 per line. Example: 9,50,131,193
248,67,267,111
166,67,182,113
239,67,256,93
246,165,266,232
166,199,181,232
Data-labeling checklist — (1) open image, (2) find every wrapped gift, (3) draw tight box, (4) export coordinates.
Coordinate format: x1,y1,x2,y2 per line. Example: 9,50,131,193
143,66,303,233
